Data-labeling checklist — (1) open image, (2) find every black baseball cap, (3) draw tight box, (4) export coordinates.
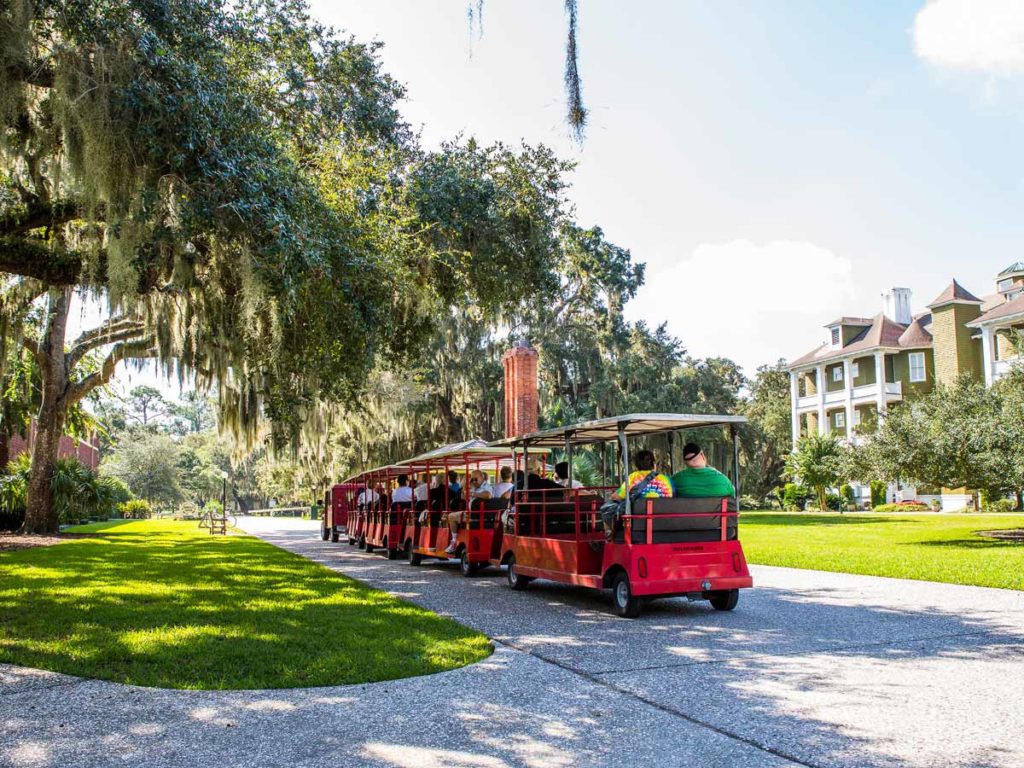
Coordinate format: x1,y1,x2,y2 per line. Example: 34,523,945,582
682,442,702,461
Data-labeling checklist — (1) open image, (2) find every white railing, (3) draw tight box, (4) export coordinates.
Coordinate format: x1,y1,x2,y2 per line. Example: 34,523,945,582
796,380,903,411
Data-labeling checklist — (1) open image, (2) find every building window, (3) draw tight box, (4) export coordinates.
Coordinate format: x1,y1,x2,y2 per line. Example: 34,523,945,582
999,278,1013,292
831,327,840,346
851,362,859,378
832,366,843,382
835,412,845,428
909,352,926,382
853,409,861,426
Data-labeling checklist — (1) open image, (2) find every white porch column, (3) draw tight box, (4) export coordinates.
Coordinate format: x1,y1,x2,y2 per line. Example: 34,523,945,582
790,371,800,448
843,359,854,441
874,350,886,421
816,364,827,435
981,325,994,387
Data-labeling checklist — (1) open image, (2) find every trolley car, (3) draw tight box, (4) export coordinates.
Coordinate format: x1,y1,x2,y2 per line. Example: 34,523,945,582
492,414,752,617
319,483,359,542
327,413,752,618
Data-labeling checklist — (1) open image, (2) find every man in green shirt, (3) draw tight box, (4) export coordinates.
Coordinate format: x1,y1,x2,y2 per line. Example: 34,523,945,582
671,442,735,498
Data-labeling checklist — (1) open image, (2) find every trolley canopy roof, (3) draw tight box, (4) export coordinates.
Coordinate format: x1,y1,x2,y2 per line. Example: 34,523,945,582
490,413,747,449
399,439,523,470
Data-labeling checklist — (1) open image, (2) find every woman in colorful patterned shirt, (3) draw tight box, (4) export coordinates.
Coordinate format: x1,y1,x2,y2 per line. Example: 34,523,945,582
612,449,673,500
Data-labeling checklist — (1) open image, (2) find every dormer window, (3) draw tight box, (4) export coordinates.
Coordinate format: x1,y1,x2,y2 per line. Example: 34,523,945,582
999,278,1014,292
830,327,840,346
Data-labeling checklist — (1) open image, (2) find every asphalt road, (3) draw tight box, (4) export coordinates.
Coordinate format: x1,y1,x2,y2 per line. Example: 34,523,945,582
2,517,1023,768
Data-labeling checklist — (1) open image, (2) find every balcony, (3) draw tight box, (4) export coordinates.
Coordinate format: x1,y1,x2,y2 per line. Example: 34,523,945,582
795,380,902,412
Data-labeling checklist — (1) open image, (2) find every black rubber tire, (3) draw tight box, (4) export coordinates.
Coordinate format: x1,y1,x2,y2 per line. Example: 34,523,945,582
709,589,739,611
408,545,422,566
611,572,643,618
459,549,478,577
330,529,340,543
506,555,532,590
387,547,401,560
365,541,374,553
347,537,356,546
320,523,330,541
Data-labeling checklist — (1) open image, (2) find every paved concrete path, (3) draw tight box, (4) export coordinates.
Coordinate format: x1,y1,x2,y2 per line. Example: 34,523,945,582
3,518,1023,768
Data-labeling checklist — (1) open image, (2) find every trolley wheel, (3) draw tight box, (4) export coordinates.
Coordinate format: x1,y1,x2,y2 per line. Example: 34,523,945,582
387,547,401,560
347,536,356,546
365,541,375,553
506,555,532,591
330,529,340,543
320,523,330,541
709,589,739,611
357,536,366,550
611,573,643,618
408,545,422,566
459,549,478,577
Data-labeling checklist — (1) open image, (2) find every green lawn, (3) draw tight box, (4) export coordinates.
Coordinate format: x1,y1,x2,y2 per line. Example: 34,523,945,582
0,520,491,689
741,512,1024,590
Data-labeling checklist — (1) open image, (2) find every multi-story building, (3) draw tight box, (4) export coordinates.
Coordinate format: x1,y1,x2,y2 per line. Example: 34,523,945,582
787,263,1024,508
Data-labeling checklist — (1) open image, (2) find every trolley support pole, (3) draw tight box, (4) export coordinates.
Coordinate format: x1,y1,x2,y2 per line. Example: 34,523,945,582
730,424,741,503
617,424,629,485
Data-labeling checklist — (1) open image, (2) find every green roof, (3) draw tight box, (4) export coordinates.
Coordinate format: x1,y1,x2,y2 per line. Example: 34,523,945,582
999,262,1024,276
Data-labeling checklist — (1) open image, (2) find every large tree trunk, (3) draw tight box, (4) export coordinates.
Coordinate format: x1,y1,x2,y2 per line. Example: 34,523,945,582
20,288,71,534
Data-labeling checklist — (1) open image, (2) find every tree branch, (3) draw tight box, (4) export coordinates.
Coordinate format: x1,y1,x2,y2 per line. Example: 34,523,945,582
5,60,55,89
0,199,91,236
0,236,101,285
20,335,46,369
66,316,147,367
67,338,158,405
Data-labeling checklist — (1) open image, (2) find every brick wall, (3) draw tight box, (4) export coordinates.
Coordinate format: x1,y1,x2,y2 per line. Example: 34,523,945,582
5,421,99,471
502,342,539,438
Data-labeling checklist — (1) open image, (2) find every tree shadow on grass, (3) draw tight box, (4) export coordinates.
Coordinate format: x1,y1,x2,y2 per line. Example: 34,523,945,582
745,514,907,527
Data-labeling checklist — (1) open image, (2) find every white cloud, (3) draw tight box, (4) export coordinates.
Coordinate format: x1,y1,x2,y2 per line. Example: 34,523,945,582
627,240,856,374
913,0,1024,74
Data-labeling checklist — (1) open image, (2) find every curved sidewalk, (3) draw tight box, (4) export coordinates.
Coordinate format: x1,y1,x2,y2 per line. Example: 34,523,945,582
3,517,1023,768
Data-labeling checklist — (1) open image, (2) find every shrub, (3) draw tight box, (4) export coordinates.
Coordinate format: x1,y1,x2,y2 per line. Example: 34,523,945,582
1,454,127,526
779,483,812,511
840,484,855,504
872,501,929,513
738,495,762,511
119,499,154,519
983,498,1015,513
869,480,887,508
825,493,843,511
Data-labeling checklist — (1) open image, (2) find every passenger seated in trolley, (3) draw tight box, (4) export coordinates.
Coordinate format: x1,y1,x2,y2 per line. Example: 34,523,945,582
524,457,564,501
413,473,429,504
492,466,515,499
554,461,582,489
605,449,673,537
357,484,379,508
467,469,492,500
671,442,735,498
443,470,468,553
391,474,414,504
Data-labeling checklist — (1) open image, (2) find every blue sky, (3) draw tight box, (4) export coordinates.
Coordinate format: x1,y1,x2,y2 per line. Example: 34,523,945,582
98,0,1024,395
308,0,1024,374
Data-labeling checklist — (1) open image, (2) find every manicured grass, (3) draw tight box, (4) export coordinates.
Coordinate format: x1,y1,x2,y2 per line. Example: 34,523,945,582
0,520,491,689
741,512,1024,590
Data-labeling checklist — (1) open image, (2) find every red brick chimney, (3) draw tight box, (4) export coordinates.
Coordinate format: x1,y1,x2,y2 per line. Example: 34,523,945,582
502,340,539,438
